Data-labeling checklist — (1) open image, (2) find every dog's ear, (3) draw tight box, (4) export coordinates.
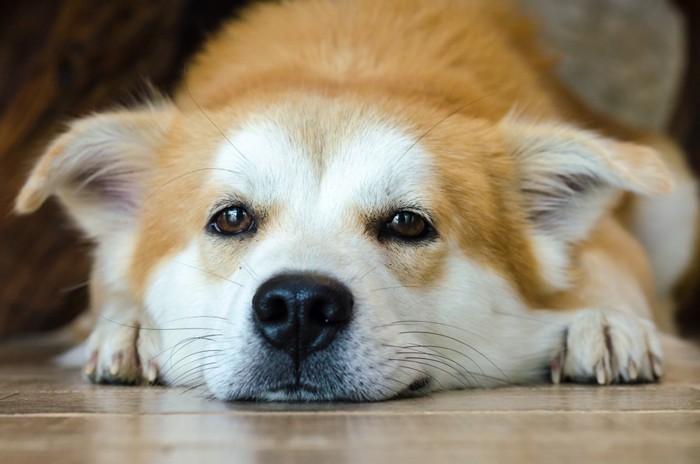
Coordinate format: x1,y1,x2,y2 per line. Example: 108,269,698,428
501,118,674,289
502,118,673,242
15,107,174,239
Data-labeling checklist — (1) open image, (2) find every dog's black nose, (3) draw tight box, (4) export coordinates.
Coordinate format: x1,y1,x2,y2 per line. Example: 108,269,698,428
252,273,353,363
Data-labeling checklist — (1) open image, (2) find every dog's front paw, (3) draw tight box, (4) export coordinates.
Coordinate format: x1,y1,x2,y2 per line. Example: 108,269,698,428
84,321,160,385
550,309,663,385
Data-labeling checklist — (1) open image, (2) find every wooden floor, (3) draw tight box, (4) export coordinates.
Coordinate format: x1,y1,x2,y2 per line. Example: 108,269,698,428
1,336,699,464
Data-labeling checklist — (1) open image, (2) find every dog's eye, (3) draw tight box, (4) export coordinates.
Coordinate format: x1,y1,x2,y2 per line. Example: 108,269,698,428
385,211,432,240
209,206,255,235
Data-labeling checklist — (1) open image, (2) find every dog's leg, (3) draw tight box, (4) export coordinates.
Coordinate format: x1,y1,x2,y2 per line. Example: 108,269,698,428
472,303,663,387
519,218,665,384
83,288,161,385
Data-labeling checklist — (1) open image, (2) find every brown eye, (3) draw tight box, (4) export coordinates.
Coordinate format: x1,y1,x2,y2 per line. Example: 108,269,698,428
210,206,255,236
385,211,432,240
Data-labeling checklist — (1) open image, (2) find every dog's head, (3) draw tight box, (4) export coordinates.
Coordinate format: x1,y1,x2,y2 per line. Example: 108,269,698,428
16,94,671,400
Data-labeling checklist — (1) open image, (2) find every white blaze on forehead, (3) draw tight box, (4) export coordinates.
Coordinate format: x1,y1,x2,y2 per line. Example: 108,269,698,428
318,124,434,214
209,112,436,224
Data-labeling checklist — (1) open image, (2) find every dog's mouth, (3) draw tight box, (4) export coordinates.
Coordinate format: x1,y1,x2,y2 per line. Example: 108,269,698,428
233,381,329,402
236,376,433,402
405,376,431,393
266,382,322,398
216,362,435,401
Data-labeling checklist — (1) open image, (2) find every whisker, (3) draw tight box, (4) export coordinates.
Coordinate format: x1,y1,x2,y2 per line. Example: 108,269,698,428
60,280,90,293
397,344,515,384
395,365,445,390
396,330,511,383
96,314,222,332
238,259,258,279
183,79,250,163
387,342,484,375
491,309,566,328
376,319,481,337
391,358,471,390
396,93,495,165
168,353,224,383
165,315,231,324
373,380,403,398
389,344,481,386
398,355,476,388
169,360,220,386
144,333,222,370
144,167,243,204
160,348,224,380
179,382,209,397
369,284,424,293
386,376,411,389
353,263,383,283
173,261,243,287
166,335,222,368
169,351,224,379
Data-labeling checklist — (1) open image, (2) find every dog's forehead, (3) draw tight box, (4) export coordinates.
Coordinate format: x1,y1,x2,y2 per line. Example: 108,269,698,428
210,109,435,213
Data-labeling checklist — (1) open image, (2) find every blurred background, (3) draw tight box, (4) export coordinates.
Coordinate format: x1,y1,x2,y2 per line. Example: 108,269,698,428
0,0,697,339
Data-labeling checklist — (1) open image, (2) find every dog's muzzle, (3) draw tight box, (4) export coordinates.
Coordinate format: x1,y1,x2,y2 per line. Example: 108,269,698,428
252,273,354,368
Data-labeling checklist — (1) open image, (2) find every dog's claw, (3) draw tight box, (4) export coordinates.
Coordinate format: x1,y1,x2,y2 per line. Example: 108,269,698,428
652,354,664,379
84,351,98,378
628,360,638,381
146,361,159,384
550,351,563,385
109,353,122,377
595,361,607,385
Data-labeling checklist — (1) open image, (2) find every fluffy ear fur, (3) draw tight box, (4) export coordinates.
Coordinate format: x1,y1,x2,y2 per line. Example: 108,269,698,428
501,117,674,289
502,117,673,241
15,107,173,239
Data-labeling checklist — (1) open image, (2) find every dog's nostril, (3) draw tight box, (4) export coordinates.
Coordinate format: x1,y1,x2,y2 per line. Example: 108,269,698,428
309,296,353,326
257,295,288,323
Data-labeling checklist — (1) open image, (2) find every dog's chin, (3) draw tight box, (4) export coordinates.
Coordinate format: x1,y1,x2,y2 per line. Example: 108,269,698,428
210,370,400,402
208,365,438,402
227,383,375,402
204,351,431,402
215,380,428,402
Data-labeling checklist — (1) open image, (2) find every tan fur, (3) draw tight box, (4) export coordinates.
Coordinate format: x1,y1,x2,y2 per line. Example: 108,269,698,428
179,0,557,115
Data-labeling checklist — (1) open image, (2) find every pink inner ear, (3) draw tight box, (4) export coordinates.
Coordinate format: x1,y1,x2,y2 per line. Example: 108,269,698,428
71,165,141,212
520,172,602,224
555,173,602,194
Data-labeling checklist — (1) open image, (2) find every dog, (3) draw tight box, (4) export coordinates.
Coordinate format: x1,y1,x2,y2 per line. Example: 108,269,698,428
15,0,698,401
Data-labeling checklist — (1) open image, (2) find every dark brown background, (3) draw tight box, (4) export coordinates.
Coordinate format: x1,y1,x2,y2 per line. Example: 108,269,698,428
0,0,697,338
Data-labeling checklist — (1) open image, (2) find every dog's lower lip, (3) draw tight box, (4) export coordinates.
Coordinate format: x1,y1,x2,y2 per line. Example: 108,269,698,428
394,377,432,398
271,382,321,395
408,377,431,391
